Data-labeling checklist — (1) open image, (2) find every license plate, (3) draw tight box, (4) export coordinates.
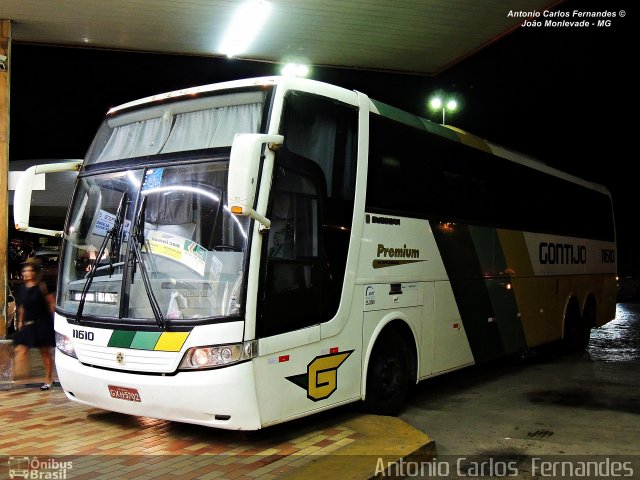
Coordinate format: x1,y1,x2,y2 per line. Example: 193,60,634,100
108,385,141,402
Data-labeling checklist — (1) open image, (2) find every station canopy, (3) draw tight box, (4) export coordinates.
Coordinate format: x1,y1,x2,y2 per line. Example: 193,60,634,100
1,0,560,75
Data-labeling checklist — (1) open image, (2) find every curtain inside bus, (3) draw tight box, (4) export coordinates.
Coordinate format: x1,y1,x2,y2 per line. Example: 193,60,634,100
96,103,262,162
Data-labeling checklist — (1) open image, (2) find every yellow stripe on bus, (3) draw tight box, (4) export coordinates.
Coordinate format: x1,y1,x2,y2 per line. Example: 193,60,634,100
154,332,190,352
445,126,492,152
497,229,534,277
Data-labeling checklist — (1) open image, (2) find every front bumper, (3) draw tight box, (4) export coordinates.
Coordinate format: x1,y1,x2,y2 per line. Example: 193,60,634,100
56,350,262,430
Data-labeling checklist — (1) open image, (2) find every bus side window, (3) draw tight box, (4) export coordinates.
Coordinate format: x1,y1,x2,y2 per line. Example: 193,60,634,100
268,193,296,259
367,114,439,218
257,91,357,338
259,162,324,337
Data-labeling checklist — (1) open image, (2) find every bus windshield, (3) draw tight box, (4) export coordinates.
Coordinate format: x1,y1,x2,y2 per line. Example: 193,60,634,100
56,87,271,324
58,161,250,323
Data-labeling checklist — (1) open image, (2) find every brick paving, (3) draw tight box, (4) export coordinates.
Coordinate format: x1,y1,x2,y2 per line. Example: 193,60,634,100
0,349,365,479
0,383,362,479
1,349,431,480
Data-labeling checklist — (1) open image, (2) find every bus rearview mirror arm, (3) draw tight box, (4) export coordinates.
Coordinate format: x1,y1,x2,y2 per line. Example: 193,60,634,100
13,160,83,237
228,133,284,230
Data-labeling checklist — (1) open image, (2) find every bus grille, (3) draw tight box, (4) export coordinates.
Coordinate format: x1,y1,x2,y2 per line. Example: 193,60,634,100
75,344,180,373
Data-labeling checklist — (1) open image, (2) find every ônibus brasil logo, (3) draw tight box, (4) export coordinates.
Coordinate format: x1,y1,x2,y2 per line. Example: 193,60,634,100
8,456,73,479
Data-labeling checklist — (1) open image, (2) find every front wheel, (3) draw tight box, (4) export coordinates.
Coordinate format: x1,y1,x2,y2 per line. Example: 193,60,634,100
362,329,409,416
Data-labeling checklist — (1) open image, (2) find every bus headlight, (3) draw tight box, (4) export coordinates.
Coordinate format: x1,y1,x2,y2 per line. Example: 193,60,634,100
55,332,77,358
179,340,257,370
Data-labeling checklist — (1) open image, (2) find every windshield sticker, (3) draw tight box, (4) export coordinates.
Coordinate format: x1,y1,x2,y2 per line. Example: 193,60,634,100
93,209,116,237
142,168,164,190
92,209,131,239
209,251,223,282
147,230,206,276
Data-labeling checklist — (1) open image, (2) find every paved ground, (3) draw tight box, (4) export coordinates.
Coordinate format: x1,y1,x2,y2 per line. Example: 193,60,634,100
2,303,638,479
0,348,431,480
400,302,640,478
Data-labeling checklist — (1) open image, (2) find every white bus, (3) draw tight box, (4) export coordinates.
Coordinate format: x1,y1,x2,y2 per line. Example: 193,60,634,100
14,77,617,430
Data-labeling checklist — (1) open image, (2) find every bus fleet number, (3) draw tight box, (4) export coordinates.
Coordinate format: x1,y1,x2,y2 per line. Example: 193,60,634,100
601,249,615,263
72,329,95,341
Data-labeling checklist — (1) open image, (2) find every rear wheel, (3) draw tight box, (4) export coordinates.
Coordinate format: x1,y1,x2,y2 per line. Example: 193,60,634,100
563,298,590,353
580,297,596,349
362,328,409,416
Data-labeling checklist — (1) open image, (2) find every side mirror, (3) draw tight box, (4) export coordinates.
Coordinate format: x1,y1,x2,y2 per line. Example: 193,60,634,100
228,133,284,229
13,160,83,237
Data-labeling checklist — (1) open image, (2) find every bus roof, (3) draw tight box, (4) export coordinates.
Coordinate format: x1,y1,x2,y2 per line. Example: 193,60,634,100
107,76,608,197
369,97,610,196
107,76,358,115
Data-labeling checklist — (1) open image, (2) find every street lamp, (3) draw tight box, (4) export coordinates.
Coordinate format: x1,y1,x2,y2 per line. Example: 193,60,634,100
429,96,458,124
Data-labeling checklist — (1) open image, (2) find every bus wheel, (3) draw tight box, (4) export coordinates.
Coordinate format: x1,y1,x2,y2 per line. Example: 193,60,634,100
563,298,589,353
579,297,597,350
362,328,409,416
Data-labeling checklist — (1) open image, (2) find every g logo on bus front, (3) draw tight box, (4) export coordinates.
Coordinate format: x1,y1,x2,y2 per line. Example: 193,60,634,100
286,351,353,401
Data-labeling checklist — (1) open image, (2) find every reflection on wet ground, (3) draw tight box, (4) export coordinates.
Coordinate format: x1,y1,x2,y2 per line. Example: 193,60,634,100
523,302,640,415
588,302,640,362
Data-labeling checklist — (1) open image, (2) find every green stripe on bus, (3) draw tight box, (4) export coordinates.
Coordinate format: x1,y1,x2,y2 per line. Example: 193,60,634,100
108,330,136,348
418,117,459,141
107,330,190,351
370,99,424,129
430,221,505,362
468,226,527,355
130,331,162,350
371,99,459,141
497,229,545,348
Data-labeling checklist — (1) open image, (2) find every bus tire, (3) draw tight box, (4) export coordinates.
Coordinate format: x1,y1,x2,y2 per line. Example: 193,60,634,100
562,297,589,353
580,296,596,350
362,328,409,416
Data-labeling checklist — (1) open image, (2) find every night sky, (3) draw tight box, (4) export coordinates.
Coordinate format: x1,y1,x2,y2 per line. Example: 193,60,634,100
8,0,636,271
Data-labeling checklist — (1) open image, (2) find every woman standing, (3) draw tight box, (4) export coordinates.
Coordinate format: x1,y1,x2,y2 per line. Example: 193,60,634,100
13,258,56,390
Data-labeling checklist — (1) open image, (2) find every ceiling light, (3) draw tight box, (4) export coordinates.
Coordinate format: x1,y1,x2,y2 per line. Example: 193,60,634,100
220,0,272,58
281,63,309,77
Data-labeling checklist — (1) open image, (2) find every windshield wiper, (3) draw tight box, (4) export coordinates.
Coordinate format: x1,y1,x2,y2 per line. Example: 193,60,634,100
76,193,127,323
109,196,126,275
130,196,166,329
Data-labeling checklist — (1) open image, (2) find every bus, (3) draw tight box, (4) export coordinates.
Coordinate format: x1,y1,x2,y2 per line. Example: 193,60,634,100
14,76,617,430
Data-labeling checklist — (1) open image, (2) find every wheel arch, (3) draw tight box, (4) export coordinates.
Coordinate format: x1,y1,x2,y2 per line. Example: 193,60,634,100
562,294,581,339
582,293,597,328
361,313,419,400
